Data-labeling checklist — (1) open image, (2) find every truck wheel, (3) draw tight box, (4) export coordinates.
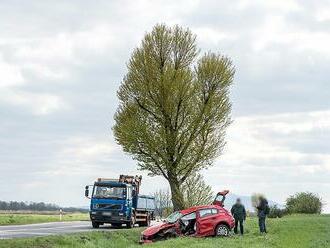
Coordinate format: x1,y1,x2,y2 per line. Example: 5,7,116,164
127,220,133,228
92,221,100,228
215,224,229,237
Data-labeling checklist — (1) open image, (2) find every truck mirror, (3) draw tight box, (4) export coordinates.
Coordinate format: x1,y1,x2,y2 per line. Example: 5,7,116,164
85,186,89,198
132,189,136,197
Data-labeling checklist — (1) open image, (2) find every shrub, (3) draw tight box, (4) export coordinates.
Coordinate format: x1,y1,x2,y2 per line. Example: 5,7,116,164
286,192,323,214
268,204,286,218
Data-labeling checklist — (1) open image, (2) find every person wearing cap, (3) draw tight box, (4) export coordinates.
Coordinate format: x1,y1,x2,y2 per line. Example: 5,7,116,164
231,198,247,235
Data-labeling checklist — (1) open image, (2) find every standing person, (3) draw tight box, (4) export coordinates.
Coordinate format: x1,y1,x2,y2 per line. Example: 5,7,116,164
257,196,269,234
231,198,246,235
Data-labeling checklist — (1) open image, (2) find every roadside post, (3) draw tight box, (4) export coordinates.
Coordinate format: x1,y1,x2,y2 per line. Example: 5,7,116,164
59,208,63,221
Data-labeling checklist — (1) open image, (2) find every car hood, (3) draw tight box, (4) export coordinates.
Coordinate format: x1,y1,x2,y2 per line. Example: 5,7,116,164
142,222,175,236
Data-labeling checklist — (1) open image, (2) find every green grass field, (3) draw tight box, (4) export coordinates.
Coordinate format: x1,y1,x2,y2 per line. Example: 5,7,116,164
0,213,88,226
0,215,329,248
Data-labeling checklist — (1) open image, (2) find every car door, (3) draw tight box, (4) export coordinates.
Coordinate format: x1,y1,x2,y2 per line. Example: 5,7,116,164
196,208,219,236
180,212,196,234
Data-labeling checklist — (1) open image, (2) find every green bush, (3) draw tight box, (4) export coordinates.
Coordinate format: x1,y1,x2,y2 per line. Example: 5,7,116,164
268,204,286,218
286,192,323,214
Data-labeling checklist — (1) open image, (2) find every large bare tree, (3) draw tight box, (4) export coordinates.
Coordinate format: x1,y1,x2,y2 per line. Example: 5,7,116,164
113,24,235,210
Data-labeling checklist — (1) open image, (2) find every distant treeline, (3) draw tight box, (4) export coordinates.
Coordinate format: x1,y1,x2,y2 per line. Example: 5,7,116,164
0,201,87,212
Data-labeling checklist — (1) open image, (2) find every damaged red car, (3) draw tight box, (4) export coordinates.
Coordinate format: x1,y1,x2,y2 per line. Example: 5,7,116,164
140,190,235,244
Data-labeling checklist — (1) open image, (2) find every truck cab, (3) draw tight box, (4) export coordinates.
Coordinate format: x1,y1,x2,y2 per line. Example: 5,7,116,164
85,175,155,228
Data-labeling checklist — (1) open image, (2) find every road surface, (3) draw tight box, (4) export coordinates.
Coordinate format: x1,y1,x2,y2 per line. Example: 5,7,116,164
0,221,157,239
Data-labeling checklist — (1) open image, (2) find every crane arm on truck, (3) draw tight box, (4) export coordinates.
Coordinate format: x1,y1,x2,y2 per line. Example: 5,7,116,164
119,175,142,194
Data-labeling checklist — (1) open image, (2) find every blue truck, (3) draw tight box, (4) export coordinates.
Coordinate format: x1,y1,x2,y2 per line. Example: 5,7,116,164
85,175,155,228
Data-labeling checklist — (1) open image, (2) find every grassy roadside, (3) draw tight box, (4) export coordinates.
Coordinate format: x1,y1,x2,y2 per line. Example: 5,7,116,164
0,215,329,248
0,213,88,225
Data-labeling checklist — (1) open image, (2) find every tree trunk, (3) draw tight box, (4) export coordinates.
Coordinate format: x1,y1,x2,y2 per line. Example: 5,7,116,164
168,175,186,211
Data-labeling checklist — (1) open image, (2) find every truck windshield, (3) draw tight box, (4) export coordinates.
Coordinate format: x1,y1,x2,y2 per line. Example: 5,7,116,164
93,185,126,199
166,211,182,224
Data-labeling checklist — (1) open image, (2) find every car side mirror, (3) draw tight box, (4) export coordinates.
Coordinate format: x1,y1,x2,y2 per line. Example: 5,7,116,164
85,186,90,198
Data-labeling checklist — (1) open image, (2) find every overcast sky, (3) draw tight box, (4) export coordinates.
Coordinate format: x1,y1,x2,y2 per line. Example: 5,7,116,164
0,0,329,212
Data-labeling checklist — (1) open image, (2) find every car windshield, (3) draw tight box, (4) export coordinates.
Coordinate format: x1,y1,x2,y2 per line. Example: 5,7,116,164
166,211,183,224
93,185,126,199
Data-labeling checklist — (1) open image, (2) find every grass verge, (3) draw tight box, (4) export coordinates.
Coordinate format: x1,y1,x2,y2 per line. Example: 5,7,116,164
0,215,329,248
0,213,88,225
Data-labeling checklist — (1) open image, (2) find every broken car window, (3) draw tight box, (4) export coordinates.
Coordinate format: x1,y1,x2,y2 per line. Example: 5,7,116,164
181,212,196,221
166,211,183,224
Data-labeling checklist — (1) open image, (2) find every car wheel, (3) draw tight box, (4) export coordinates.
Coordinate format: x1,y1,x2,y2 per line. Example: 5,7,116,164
92,221,99,228
215,224,229,237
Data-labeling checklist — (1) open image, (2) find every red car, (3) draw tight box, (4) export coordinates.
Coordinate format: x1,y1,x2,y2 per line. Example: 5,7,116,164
140,191,235,244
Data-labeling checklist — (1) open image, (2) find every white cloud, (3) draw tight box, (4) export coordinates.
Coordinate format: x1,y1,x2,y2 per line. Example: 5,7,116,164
34,136,121,177
205,110,330,212
194,27,236,45
1,90,68,115
251,14,330,55
220,110,330,169
0,56,24,87
315,5,330,21
237,0,302,12
61,137,117,161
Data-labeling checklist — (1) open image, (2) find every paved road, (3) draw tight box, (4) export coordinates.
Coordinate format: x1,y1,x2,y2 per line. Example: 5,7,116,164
0,221,159,239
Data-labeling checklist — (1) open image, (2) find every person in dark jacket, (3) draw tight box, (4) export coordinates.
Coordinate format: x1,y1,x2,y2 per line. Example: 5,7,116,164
231,198,246,235
257,196,269,233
